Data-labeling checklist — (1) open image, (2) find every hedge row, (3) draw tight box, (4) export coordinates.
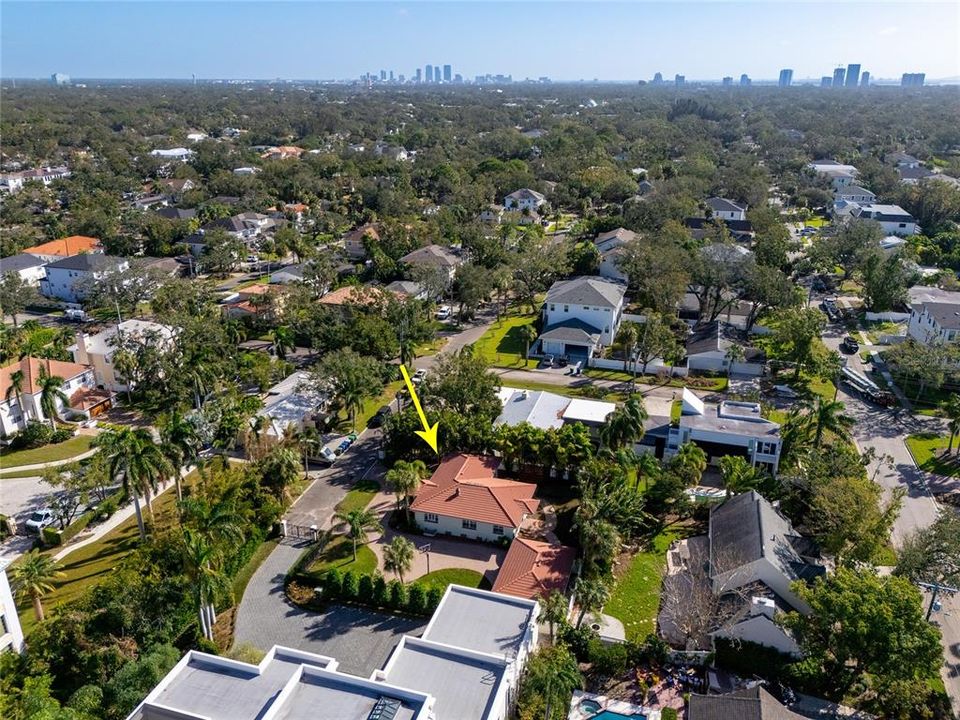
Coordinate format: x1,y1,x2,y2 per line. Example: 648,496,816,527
312,569,445,617
41,492,124,547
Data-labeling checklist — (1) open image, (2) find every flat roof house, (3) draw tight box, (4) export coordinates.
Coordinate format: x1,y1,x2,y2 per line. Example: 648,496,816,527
495,386,616,434
410,454,539,543
850,203,918,236
538,276,626,361
907,285,960,345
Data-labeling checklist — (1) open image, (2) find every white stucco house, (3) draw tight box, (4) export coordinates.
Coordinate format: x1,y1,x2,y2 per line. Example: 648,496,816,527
150,147,194,162
504,188,546,212
409,454,539,543
538,276,627,361
1,253,47,286
70,320,176,393
705,197,747,222
850,203,918,236
0,357,104,436
907,286,960,345
40,254,129,303
0,560,24,654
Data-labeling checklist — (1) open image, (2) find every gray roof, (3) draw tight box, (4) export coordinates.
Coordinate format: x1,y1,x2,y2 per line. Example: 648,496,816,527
706,197,746,213
495,388,569,430
505,188,545,202
385,280,425,297
421,585,537,657
2,253,46,272
709,491,824,591
686,321,764,362
544,275,626,308
594,227,636,247
918,302,960,330
399,244,460,268
908,285,960,306
538,319,602,346
834,184,874,197
885,151,920,165
272,263,306,280
381,639,507,720
899,166,936,180
45,254,125,272
156,206,197,221
688,685,806,720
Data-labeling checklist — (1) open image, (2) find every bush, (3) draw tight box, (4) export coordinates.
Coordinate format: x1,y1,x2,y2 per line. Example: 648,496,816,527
589,640,629,677
194,637,219,655
358,573,376,600
388,580,408,609
407,583,428,615
0,515,10,541
558,623,598,662
323,569,343,597
94,495,120,521
41,525,63,547
661,709,678,720
426,585,444,611
713,637,792,684
51,428,74,443
60,509,96,545
341,571,360,600
11,420,53,449
373,575,390,607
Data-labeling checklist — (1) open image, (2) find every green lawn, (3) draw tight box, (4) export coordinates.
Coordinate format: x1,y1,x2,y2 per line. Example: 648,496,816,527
0,468,44,479
355,380,403,430
495,378,628,403
336,478,380,516
0,435,95,469
307,536,379,576
906,433,960,478
605,531,677,642
473,312,539,369
413,568,484,592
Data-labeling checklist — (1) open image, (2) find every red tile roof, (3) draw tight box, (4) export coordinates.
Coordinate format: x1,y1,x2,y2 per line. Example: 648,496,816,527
492,538,577,600
410,454,539,528
24,235,100,257
1,357,91,399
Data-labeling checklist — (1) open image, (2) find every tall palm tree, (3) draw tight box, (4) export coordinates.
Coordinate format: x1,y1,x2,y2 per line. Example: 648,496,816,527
634,451,661,492
383,536,415,583
96,426,172,540
523,645,583,720
574,576,611,628
332,508,382,561
271,325,295,360
599,396,648,451
718,455,766,498
672,442,708,486
37,364,68,431
616,322,639,374
5,368,29,422
283,424,321,480
181,486,246,549
11,550,65,621
942,395,960,455
181,528,229,641
159,411,201,502
538,590,569,643
808,397,854,448
519,323,539,360
385,459,428,523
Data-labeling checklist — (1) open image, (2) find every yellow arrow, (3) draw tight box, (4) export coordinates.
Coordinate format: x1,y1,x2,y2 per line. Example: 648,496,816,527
399,365,439,454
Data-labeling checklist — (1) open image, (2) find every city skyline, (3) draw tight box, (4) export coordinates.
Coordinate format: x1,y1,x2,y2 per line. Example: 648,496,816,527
2,1,958,82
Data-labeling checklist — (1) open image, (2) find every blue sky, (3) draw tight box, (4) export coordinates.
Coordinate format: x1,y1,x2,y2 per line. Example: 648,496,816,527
2,1,959,82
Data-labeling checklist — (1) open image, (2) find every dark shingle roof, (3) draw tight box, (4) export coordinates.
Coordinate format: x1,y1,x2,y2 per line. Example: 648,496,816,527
2,253,46,272
156,207,197,221
920,302,960,330
706,197,746,213
538,319,601,345
45,254,125,272
899,166,936,180
688,686,807,720
686,321,764,362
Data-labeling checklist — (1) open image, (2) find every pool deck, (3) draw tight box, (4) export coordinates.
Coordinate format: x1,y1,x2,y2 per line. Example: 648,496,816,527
568,690,659,720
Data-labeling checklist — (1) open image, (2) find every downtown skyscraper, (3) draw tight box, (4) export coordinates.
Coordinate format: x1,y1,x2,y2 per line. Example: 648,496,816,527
778,68,793,87
845,64,861,87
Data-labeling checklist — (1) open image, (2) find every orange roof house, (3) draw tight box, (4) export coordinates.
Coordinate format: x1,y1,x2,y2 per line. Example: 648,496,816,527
260,146,304,160
492,537,576,600
316,285,400,308
410,454,539,541
24,235,101,260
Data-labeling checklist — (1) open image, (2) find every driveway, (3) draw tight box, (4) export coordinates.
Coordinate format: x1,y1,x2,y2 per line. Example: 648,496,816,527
232,536,425,676
0,475,51,523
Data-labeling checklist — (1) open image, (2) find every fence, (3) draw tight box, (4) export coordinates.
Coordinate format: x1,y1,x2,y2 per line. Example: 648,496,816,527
588,356,688,377
865,311,910,322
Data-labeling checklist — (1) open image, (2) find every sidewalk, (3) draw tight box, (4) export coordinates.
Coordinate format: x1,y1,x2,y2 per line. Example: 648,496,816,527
0,447,98,475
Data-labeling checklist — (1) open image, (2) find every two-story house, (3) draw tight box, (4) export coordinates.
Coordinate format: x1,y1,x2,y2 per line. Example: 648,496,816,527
40,254,129,303
1,254,47,286
477,204,505,224
71,320,176,392
504,188,546,212
850,203,918,235
537,276,626,361
342,223,380,260
594,227,635,282
705,197,747,222
907,286,960,345
834,184,876,204
0,357,103,435
399,244,462,282
409,454,539,543
23,235,102,264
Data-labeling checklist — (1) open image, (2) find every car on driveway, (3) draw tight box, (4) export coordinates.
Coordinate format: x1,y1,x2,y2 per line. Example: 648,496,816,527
367,405,392,428
841,336,860,354
435,305,451,320
411,368,427,384
24,508,56,534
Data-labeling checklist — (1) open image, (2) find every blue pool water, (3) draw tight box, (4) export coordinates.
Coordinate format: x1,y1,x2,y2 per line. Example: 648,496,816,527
590,712,646,720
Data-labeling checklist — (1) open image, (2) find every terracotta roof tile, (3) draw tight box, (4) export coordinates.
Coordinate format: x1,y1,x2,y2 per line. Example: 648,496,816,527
24,235,100,257
410,454,539,528
1,357,91,398
492,537,576,600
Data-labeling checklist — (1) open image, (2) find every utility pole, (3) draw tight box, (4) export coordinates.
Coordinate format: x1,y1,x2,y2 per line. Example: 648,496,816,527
918,581,958,621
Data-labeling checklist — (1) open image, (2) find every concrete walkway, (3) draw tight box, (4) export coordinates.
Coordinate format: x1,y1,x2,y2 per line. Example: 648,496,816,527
0,447,98,474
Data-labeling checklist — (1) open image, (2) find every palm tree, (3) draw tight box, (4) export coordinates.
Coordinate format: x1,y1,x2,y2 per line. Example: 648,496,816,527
942,395,960,455
672,442,708,486
616,322,639,374
599,396,648,450
271,325,295,360
11,550,65,621
181,528,229,641
808,397,854,448
634,451,661,492
332,508,383,561
718,455,766,498
5,368,29,422
159,411,201,502
385,459,428,523
725,344,746,379
37,363,68,430
283,424,321,480
523,645,583,720
383,536,415,583
519,323,538,360
96,426,172,540
538,590,569,643
574,576,611,628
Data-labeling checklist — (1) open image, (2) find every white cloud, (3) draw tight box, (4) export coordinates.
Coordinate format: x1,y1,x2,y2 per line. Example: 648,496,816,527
878,26,899,36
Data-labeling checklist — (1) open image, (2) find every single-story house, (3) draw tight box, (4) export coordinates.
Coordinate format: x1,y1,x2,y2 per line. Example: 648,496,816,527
495,387,616,435
155,206,197,222
491,537,576,600
253,371,328,440
685,321,765,376
385,280,428,300
478,204,505,224
688,685,807,720
409,454,539,543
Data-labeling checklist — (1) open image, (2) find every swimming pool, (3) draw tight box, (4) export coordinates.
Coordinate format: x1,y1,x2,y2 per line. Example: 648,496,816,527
590,711,646,720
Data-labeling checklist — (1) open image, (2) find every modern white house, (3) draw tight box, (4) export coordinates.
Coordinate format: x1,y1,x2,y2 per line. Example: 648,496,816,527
40,254,129,303
850,203,918,236
126,585,538,720
668,390,782,475
503,188,546,212
0,165,71,194
0,357,102,436
70,320,176,393
149,147,194,161
1,253,47,286
0,560,24,654
409,454,539,543
538,276,627,361
705,197,747,222
907,286,960,345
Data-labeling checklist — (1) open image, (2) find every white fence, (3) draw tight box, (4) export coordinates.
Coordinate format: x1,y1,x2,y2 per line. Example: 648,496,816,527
865,311,910,322
589,356,688,377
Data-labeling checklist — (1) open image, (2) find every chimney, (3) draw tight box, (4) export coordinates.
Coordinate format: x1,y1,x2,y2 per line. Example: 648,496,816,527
73,332,89,364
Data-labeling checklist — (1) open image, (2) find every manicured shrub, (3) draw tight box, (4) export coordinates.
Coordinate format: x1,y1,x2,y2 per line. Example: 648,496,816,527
51,428,74,443
358,573,376,600
324,569,343,597
41,526,63,547
341,571,360,600
12,421,52,449
373,575,390,607
407,583,428,615
388,580,408,610
426,585,444,610
661,709,678,720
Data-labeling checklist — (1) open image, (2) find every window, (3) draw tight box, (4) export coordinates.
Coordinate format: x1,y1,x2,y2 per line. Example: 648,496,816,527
550,304,555,311
563,305,569,313
462,519,477,530
493,525,504,535
424,513,439,524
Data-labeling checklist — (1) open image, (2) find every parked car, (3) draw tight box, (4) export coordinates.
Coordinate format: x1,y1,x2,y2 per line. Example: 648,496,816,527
770,384,800,399
65,308,90,322
435,305,451,320
367,405,392,428
539,355,555,368
24,508,56,534
412,368,427,384
841,336,860,354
